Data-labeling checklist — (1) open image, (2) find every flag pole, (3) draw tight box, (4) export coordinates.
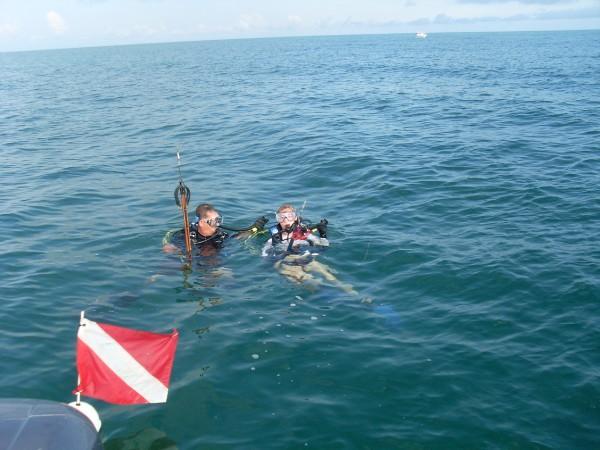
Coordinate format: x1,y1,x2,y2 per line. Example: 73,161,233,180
75,311,85,406
69,310,102,432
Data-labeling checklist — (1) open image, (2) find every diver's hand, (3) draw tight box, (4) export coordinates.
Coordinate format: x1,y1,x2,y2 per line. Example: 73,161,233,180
253,216,268,230
162,243,180,254
316,219,328,238
235,216,269,240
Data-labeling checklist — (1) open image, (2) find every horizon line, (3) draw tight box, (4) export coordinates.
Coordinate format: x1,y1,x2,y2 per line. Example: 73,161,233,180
2,27,598,55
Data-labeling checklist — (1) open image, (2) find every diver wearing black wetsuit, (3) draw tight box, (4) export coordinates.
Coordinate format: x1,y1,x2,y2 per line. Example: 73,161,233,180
163,203,228,256
163,203,268,256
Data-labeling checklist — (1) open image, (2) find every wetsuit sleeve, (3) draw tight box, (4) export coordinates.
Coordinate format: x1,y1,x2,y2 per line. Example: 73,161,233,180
306,233,329,248
261,238,274,257
232,229,262,240
162,229,185,254
162,229,181,247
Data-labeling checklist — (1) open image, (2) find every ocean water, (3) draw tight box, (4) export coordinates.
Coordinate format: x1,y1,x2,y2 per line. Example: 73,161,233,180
1,31,599,449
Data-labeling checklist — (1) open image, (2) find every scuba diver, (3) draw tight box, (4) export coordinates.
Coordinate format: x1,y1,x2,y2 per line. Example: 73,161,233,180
164,151,267,259
163,203,268,257
262,203,357,294
261,203,328,256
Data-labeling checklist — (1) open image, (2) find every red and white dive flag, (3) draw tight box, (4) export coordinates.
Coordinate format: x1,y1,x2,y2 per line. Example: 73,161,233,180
75,317,178,405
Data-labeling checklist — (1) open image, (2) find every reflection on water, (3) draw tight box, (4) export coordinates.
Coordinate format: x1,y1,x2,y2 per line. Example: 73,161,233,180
104,427,178,450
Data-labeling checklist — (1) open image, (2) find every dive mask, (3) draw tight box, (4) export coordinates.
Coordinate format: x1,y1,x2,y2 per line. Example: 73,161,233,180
276,211,297,222
203,216,223,227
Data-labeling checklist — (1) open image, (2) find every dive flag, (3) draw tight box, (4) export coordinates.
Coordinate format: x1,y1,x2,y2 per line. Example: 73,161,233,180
74,317,178,405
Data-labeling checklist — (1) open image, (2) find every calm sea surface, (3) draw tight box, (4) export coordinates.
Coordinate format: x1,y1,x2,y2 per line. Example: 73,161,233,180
1,31,599,449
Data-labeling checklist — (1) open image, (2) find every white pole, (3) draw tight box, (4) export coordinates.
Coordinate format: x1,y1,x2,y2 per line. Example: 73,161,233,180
75,311,85,405
68,310,102,432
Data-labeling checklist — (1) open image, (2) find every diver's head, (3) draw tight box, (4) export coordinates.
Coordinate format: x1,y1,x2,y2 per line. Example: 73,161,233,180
276,204,297,231
195,203,223,237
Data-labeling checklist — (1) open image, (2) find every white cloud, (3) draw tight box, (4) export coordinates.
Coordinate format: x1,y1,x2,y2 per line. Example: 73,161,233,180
132,23,166,36
288,15,303,26
0,23,18,35
459,0,569,3
47,11,67,34
238,13,265,31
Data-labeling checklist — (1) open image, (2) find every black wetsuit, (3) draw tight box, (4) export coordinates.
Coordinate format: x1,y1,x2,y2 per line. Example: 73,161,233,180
190,227,228,249
170,226,229,254
269,223,292,245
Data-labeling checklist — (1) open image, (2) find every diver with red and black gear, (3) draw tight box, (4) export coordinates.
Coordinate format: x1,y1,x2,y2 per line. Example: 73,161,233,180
261,203,356,294
261,203,328,257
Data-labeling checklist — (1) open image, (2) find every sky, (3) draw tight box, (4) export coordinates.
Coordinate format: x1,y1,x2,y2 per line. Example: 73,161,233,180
1,0,599,52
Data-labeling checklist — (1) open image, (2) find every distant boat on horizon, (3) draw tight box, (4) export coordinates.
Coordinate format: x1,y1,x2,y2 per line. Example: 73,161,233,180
416,32,428,39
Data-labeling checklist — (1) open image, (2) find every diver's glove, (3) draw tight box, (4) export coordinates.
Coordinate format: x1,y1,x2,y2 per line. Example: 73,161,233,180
252,216,269,231
316,219,328,238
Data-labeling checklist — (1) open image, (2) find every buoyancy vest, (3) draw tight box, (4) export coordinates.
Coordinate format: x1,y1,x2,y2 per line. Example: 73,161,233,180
269,223,312,246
